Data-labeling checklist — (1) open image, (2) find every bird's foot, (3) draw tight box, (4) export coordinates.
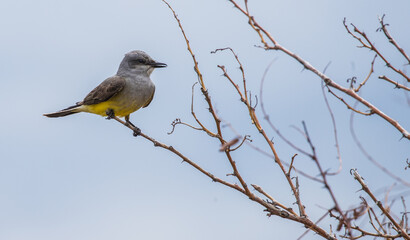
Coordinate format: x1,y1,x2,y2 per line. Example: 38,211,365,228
132,127,141,137
125,118,141,137
105,109,115,119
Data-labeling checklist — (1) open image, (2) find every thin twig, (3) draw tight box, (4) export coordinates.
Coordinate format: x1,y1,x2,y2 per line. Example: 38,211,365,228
297,211,330,240
211,47,249,103
326,86,373,116
111,113,337,239
378,15,410,65
162,0,252,197
320,80,342,175
189,82,218,137
112,116,245,192
221,119,323,183
251,184,297,216
354,54,377,92
168,118,203,135
379,75,410,91
349,104,410,186
229,135,249,151
401,196,408,231
259,60,313,157
344,19,410,82
229,1,410,139
351,169,410,239
216,56,307,218
287,154,297,176
302,122,352,234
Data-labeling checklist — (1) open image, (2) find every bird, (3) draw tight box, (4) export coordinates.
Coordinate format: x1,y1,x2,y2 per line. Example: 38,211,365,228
44,50,167,135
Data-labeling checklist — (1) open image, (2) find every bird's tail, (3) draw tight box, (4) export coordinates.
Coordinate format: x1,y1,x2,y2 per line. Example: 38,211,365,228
43,104,82,118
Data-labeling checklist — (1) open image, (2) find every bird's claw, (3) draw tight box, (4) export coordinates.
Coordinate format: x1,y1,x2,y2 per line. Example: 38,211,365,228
133,127,141,137
105,109,115,119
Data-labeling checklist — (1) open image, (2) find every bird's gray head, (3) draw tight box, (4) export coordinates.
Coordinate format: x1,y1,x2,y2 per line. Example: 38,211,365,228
117,50,167,77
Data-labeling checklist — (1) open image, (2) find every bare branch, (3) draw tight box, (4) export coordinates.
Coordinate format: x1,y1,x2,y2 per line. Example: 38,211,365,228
229,135,250,152
379,75,410,91
378,15,410,65
349,105,410,186
351,169,410,239
228,1,410,139
354,54,377,92
251,184,297,216
189,83,218,137
325,86,373,116
167,118,203,135
302,121,352,234
215,52,308,218
287,153,297,177
112,116,246,193
344,19,410,82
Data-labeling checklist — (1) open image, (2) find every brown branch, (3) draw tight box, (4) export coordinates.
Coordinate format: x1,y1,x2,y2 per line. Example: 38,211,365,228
229,135,249,151
211,47,249,103
344,19,410,82
287,153,297,176
369,207,387,234
112,114,337,239
246,141,324,183
251,184,297,216
167,118,203,135
162,0,252,197
112,116,245,193
343,19,371,49
354,54,377,92
379,75,410,91
189,82,218,137
401,196,408,231
349,105,410,186
351,169,410,239
216,57,307,218
221,118,323,183
350,225,402,239
325,86,373,116
302,122,352,234
378,15,410,65
297,211,329,240
228,0,410,139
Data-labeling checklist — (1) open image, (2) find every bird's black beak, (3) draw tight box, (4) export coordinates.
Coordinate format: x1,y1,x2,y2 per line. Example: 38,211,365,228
151,62,167,68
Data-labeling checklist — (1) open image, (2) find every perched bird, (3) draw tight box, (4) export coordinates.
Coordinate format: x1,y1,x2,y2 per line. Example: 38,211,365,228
44,50,166,135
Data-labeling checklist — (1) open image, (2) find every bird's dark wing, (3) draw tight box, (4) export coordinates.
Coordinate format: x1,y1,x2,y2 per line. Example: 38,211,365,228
143,86,155,108
82,76,126,105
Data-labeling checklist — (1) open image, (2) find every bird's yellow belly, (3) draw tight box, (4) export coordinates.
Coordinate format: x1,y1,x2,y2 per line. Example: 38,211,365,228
84,100,139,117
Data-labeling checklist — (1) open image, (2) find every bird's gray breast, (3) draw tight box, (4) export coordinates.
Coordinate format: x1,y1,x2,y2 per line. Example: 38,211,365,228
112,74,155,113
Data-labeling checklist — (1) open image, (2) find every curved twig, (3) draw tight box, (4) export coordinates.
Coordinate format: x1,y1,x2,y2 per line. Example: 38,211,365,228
228,0,410,140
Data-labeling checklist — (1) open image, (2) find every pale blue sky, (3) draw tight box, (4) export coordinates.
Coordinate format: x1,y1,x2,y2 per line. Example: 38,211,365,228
0,0,409,239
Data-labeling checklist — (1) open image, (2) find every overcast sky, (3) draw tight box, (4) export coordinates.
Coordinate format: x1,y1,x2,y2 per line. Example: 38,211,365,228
0,0,409,239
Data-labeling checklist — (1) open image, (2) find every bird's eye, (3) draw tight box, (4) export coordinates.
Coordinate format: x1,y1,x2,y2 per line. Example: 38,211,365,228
128,59,146,68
